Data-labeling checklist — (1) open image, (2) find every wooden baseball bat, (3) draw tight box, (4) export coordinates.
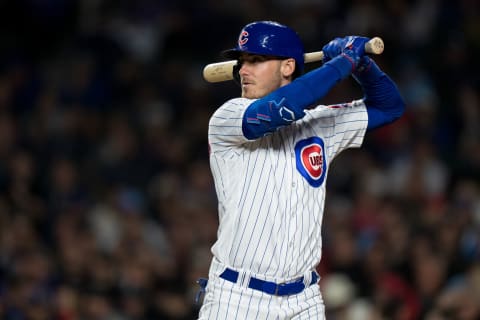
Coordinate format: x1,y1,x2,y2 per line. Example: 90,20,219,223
203,37,384,83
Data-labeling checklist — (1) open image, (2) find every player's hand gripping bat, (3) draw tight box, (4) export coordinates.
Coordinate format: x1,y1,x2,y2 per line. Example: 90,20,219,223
203,37,384,83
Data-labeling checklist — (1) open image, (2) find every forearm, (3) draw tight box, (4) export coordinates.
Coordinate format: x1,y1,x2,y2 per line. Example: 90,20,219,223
353,57,405,131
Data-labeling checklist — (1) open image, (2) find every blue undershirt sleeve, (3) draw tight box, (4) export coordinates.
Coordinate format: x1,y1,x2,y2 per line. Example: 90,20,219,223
242,55,354,140
353,58,405,131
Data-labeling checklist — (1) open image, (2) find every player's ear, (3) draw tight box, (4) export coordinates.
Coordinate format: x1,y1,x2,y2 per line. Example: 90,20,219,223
280,58,296,78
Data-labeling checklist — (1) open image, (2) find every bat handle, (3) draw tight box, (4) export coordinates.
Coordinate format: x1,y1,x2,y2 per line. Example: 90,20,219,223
304,51,324,63
304,37,384,63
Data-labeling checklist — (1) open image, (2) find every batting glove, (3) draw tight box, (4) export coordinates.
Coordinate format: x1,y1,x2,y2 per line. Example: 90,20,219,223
322,36,370,70
322,37,345,62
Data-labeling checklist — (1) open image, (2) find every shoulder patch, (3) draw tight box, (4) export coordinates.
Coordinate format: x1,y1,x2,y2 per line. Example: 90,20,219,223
295,137,327,187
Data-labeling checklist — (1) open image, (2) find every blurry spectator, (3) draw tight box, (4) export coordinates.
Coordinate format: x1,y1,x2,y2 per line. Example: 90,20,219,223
425,271,480,320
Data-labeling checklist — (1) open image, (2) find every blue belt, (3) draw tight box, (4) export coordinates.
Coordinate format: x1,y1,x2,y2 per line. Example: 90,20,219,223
219,268,318,296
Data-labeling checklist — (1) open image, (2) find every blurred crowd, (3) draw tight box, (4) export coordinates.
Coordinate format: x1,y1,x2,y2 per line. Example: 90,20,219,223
0,0,479,319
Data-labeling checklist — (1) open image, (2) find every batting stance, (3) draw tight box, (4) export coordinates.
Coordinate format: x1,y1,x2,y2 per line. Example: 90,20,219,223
198,21,404,319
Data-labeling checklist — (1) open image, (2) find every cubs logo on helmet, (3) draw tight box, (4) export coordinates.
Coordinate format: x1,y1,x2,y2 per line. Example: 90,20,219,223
295,137,327,187
238,31,249,46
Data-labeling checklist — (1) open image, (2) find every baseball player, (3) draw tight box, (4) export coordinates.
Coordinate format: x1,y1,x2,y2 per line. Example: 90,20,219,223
197,21,404,319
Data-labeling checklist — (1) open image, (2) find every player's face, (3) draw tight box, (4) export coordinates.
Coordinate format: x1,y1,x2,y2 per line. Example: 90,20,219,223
238,54,294,99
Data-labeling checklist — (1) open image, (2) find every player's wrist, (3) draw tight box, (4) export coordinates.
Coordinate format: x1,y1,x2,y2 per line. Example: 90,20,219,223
324,54,355,79
352,57,384,85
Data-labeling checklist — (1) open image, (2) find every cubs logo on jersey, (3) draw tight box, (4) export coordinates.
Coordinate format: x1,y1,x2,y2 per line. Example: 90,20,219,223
295,137,327,187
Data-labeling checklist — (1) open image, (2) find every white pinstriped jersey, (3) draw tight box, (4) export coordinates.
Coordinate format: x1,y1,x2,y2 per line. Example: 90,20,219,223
208,97,368,282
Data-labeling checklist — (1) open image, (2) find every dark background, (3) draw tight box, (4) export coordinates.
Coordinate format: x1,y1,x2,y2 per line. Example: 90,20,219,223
0,0,479,319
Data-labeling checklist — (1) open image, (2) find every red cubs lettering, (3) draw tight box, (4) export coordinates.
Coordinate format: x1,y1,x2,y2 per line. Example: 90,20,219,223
309,154,323,167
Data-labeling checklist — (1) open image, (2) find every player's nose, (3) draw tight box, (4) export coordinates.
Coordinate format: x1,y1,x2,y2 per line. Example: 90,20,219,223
238,62,252,76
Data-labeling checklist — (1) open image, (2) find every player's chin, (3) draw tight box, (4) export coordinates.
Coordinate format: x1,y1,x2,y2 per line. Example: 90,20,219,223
241,88,254,99
242,86,262,99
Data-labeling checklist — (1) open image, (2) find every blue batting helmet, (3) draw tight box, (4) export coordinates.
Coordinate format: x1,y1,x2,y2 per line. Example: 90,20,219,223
223,21,305,72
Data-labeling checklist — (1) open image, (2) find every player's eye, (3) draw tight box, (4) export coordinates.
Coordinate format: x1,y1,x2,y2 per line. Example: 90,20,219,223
250,55,269,63
239,55,269,64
